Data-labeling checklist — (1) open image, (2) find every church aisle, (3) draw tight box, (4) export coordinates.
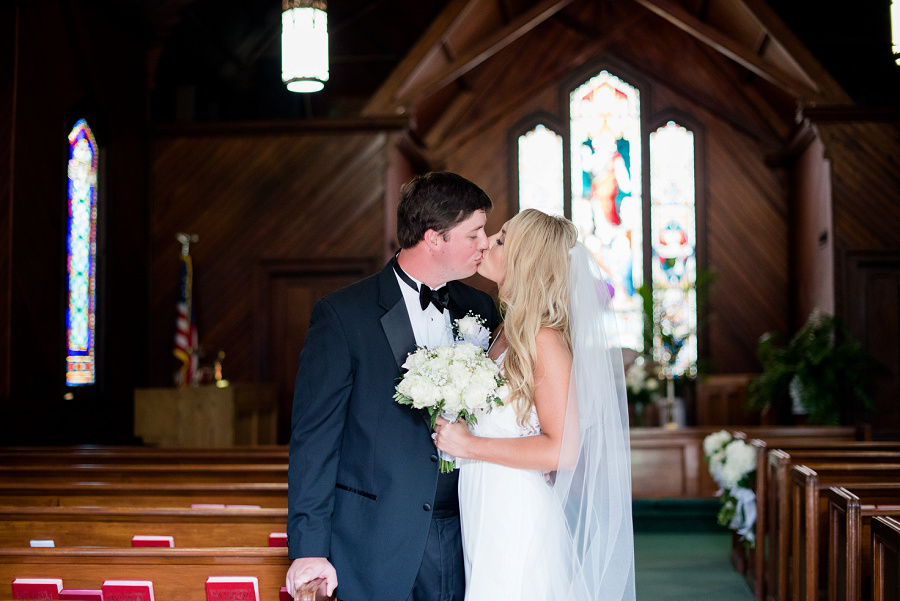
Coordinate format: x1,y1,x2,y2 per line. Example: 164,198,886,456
634,531,754,601
632,500,754,601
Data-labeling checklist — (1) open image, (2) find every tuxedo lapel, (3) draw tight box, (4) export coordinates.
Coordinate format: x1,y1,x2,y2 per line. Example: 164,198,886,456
377,263,416,370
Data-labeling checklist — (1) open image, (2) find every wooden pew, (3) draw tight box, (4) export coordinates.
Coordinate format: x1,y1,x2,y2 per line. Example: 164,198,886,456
743,440,900,599
0,482,288,508
0,506,287,548
0,463,289,485
630,425,864,500
765,451,900,601
0,446,289,465
871,516,900,601
0,547,329,601
787,464,900,601
730,440,900,599
826,486,900,601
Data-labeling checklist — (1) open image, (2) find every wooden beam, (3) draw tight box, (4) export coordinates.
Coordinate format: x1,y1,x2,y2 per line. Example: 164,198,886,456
738,0,851,104
396,0,576,105
424,89,477,148
363,0,477,116
694,42,792,142
152,117,409,138
433,11,647,161
631,0,823,102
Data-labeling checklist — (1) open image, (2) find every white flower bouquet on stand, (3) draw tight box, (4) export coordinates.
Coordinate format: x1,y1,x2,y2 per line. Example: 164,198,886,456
703,430,757,546
394,313,506,473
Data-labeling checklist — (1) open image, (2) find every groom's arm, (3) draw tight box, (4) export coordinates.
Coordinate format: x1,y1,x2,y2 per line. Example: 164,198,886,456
287,297,353,560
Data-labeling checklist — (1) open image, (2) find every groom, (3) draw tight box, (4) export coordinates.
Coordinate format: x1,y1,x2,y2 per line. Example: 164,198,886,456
285,172,501,601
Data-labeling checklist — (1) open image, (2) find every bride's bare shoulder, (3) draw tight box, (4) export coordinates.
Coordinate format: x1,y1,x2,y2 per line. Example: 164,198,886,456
535,328,570,364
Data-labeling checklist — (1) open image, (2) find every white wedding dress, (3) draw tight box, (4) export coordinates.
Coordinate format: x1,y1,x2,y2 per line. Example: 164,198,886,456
457,351,570,601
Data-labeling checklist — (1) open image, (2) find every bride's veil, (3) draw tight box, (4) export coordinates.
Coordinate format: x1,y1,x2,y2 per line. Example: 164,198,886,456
553,241,636,600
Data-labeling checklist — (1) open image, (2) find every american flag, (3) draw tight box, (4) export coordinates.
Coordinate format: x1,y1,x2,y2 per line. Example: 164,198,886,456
173,248,198,386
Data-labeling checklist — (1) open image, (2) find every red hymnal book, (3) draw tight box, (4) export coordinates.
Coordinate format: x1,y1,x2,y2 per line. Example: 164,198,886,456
279,587,292,601
59,590,103,600
11,578,63,600
205,577,259,601
101,580,154,601
130,535,174,547
268,532,288,547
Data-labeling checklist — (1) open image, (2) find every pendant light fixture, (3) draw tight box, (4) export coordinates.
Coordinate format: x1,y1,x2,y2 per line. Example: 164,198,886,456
281,0,329,93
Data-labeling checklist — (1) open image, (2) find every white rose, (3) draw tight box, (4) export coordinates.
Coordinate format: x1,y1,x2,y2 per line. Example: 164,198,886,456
724,439,756,478
462,384,491,411
441,385,463,415
703,430,732,457
448,363,472,389
452,343,478,362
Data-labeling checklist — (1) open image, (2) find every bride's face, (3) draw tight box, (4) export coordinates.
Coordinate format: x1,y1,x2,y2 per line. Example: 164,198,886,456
477,221,508,285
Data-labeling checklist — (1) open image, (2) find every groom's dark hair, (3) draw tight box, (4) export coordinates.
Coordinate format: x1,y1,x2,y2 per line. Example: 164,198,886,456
396,172,492,249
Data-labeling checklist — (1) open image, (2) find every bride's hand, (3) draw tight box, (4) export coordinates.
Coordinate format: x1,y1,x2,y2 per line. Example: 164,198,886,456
433,416,474,458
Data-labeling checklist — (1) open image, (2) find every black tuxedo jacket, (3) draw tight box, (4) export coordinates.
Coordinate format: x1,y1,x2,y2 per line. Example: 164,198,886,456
287,261,500,601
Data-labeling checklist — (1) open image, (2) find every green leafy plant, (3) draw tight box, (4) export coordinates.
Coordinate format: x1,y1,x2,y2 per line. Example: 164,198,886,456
747,311,878,425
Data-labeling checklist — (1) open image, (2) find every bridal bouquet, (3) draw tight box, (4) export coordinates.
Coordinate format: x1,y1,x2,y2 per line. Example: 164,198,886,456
394,313,506,473
703,430,757,546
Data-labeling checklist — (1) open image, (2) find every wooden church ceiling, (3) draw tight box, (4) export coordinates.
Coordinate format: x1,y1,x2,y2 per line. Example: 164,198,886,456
144,0,895,136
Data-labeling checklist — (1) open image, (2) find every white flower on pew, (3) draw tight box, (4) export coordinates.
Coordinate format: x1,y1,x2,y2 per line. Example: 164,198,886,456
703,430,757,547
703,429,732,458
719,439,756,490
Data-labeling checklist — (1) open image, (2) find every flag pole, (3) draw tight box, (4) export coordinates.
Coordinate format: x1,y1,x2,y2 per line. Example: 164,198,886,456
174,233,199,387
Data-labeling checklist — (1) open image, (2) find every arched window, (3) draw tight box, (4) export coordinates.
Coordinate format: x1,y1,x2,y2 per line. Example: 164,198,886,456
650,121,697,377
513,69,700,374
517,124,564,216
66,119,99,387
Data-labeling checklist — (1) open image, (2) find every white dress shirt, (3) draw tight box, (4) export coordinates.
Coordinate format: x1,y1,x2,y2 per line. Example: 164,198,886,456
394,270,453,349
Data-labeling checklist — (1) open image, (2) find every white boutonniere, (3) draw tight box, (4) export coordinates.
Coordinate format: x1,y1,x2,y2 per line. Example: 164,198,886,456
452,311,491,351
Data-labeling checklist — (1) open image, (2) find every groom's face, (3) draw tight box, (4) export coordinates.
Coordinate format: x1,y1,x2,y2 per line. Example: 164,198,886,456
432,209,489,281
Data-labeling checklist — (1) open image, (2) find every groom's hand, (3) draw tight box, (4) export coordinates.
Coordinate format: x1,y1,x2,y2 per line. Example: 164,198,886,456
286,557,337,599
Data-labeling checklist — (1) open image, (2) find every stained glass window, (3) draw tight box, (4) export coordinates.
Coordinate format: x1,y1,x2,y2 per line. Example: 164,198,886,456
66,119,98,386
570,71,643,350
517,124,564,215
650,121,697,377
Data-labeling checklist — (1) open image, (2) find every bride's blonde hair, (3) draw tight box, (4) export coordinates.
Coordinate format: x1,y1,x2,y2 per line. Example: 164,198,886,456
499,209,578,424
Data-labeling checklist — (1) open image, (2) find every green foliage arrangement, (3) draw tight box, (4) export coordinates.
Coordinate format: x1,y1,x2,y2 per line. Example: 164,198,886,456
747,311,878,425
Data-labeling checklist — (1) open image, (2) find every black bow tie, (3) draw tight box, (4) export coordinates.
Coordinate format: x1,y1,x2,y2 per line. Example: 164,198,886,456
419,284,450,313
392,256,451,313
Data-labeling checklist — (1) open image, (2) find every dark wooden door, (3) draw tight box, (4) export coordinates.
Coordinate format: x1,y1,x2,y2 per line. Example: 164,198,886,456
258,260,374,443
844,252,900,435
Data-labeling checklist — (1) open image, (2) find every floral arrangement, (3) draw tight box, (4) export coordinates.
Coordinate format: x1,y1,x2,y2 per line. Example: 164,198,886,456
625,355,661,425
703,430,757,546
394,313,506,473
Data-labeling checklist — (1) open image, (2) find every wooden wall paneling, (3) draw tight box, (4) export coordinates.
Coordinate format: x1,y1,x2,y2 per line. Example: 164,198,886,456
818,121,900,255
0,1,16,403
3,0,148,442
149,131,391,396
436,31,791,375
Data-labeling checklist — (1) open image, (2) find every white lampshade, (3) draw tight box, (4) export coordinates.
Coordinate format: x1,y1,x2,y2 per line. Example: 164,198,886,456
281,0,329,93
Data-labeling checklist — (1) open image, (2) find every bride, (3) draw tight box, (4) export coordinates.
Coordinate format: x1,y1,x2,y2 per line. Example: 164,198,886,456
434,209,636,600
